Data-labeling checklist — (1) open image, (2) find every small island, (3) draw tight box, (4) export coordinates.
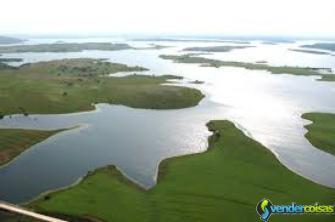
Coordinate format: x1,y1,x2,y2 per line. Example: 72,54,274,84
183,45,254,52
289,49,330,55
160,54,335,81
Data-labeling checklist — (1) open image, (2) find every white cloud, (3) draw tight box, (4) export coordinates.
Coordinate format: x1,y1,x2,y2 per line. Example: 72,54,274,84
1,0,334,37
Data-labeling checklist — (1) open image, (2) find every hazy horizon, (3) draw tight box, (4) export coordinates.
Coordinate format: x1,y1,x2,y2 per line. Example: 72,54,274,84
1,0,335,39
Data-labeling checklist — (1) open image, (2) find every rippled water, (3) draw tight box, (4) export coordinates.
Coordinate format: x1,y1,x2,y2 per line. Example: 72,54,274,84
0,38,335,203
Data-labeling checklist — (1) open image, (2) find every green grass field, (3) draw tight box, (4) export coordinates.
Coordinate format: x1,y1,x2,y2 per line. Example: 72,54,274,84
160,54,335,81
28,120,335,222
0,59,203,116
0,129,62,166
302,113,335,156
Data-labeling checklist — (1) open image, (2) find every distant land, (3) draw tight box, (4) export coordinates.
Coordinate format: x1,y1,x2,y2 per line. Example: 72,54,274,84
301,43,335,52
160,54,335,81
0,42,171,53
183,45,254,52
289,49,330,55
133,38,250,44
0,36,24,44
0,42,132,53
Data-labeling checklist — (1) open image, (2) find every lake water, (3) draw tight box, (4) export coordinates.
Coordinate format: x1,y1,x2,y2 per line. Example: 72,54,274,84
0,38,335,203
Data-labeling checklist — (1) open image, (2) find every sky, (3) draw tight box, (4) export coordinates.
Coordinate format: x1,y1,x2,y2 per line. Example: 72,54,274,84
1,0,335,38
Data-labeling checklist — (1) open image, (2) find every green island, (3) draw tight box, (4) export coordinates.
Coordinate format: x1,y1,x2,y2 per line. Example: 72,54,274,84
0,58,203,116
301,43,335,52
15,120,333,222
289,49,330,55
0,129,63,166
159,54,335,81
183,45,254,52
302,113,335,156
0,36,24,45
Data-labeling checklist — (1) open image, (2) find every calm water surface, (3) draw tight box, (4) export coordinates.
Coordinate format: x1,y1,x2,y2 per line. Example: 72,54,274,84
0,38,335,203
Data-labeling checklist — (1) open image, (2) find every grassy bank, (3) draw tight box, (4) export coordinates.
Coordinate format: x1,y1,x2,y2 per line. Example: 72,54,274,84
28,120,335,222
160,54,335,81
302,113,335,156
0,129,63,166
0,59,203,115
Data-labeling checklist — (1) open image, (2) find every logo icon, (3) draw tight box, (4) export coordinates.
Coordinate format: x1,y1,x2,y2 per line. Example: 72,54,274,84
256,199,273,221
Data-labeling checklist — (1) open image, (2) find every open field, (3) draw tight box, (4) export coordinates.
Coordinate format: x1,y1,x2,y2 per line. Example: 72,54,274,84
160,54,335,81
302,113,335,156
26,120,335,222
0,59,203,116
0,129,63,166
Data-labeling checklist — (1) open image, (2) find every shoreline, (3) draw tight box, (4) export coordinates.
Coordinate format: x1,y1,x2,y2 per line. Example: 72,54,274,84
26,120,335,222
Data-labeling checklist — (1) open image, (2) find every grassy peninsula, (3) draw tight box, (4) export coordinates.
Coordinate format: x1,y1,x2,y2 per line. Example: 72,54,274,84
0,58,203,116
0,129,63,166
26,120,335,222
302,113,335,156
160,54,335,81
